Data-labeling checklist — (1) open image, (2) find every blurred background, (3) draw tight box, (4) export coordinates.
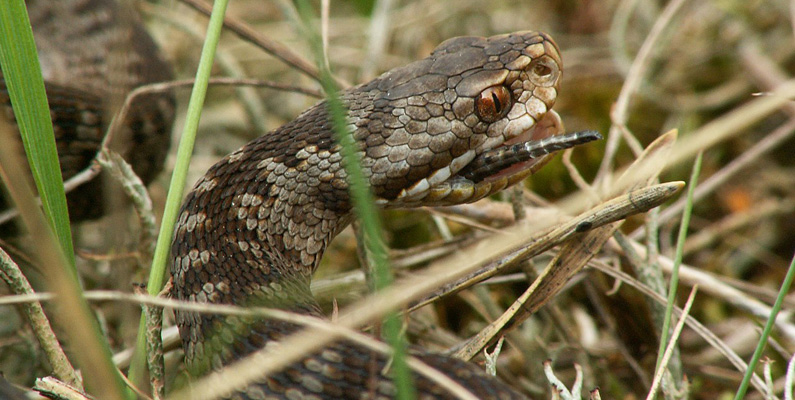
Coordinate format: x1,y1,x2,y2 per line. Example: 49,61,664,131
2,0,794,398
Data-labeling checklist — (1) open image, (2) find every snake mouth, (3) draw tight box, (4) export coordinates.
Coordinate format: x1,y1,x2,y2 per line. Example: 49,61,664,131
389,110,601,207
464,110,566,183
461,113,602,183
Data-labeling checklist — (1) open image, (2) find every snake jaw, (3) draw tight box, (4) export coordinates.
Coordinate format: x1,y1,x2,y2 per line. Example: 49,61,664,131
474,110,565,182
390,149,477,201
391,89,561,205
391,110,565,206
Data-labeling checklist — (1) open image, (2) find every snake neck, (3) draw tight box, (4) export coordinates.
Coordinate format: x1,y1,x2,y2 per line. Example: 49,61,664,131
172,101,354,279
171,102,355,367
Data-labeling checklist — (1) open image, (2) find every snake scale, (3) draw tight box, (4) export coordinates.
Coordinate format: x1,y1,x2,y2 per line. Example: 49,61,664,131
1,1,602,398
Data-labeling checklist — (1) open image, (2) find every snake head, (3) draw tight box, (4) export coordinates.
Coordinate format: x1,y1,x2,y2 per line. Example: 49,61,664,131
347,31,583,208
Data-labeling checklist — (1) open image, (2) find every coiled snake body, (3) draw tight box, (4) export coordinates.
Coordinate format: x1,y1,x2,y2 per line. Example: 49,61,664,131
0,0,175,225
2,2,599,398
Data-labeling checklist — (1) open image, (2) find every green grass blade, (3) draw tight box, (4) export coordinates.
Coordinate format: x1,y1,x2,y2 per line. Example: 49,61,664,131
292,1,416,398
654,153,702,376
734,253,795,400
126,0,231,390
0,2,127,398
324,79,416,399
0,0,75,271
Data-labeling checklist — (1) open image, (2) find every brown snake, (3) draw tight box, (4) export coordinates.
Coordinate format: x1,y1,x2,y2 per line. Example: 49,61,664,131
171,29,599,399
1,2,603,398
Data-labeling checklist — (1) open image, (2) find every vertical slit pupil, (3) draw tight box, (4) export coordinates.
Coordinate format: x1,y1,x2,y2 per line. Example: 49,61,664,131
491,91,502,114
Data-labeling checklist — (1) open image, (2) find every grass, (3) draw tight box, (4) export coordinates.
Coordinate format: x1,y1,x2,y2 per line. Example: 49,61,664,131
295,0,415,397
654,152,702,375
1,0,795,399
128,0,230,391
0,1,125,398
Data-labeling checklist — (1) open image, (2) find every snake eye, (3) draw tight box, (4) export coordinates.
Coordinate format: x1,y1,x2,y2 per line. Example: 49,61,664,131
475,86,512,123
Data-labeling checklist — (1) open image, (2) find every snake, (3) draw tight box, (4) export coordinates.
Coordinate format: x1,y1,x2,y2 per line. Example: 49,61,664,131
0,1,604,398
171,28,601,398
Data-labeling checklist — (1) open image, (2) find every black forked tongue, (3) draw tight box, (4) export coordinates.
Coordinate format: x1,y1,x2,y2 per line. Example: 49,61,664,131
460,130,603,182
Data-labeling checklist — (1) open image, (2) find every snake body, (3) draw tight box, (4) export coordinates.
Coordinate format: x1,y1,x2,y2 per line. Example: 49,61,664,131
170,31,579,399
1,2,597,397
0,0,175,224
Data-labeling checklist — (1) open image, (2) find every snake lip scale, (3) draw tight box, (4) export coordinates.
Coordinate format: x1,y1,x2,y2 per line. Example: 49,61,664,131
391,109,567,203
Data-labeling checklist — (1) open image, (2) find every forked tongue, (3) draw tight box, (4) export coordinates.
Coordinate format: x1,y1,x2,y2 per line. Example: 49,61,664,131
460,130,602,182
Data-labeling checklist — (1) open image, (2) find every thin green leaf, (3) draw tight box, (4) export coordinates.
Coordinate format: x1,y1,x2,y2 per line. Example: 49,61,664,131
127,0,231,390
0,0,75,270
734,252,795,400
292,1,416,398
654,153,702,378
0,2,127,398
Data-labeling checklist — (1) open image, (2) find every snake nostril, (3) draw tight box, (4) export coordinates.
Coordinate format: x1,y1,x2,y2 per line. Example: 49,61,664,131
533,63,552,77
529,56,560,87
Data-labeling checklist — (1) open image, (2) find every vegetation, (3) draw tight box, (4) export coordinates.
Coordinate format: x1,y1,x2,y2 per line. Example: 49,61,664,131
0,0,794,399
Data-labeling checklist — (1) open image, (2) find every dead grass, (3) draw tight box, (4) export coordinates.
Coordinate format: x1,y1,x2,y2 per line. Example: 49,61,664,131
1,0,795,398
